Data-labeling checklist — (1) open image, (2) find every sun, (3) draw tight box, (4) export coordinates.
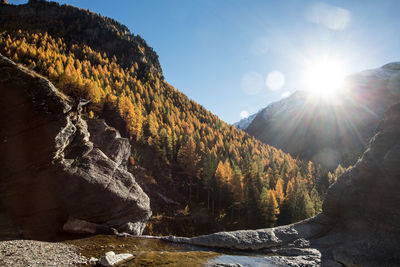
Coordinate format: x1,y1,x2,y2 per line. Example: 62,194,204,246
302,58,347,98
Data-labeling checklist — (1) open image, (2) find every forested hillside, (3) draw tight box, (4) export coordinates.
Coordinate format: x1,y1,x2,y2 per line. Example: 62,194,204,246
0,1,333,234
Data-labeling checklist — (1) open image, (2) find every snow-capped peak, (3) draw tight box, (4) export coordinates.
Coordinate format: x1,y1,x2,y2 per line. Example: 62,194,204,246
234,91,306,130
234,113,258,130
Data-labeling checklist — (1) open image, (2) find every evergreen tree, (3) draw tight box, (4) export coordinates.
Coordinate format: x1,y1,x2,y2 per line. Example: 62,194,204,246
260,188,279,227
310,187,322,214
201,151,218,213
293,185,315,221
278,179,295,225
177,136,200,202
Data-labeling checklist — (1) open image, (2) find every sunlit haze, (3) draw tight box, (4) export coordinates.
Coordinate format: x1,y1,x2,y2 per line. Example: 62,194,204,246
302,57,347,98
7,0,400,123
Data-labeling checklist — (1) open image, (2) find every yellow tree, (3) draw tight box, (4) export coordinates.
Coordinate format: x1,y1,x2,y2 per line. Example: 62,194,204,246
118,96,143,141
215,160,233,186
126,104,143,142
215,161,226,186
285,179,295,199
260,188,280,227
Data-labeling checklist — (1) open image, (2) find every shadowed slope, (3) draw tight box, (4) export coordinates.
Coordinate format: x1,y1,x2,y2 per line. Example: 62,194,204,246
159,102,400,266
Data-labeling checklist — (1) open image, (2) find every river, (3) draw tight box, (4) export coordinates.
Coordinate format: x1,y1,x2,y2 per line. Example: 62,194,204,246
65,235,285,266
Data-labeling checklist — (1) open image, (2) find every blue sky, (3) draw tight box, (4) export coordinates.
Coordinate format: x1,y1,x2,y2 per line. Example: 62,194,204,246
8,0,400,123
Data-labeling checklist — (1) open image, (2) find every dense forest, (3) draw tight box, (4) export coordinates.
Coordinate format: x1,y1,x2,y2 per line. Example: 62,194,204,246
0,1,343,234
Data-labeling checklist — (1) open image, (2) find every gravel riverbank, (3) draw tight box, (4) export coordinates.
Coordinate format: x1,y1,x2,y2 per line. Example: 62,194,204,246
0,239,88,266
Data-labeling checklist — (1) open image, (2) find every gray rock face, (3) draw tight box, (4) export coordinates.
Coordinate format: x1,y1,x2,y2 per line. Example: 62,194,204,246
160,103,400,266
163,214,328,250
0,55,151,240
55,116,151,236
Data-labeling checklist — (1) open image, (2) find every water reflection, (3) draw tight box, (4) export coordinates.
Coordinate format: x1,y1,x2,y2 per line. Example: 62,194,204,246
207,254,285,267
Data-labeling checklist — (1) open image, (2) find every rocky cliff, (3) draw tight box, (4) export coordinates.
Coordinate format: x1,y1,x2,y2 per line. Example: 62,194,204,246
161,102,400,266
0,55,151,240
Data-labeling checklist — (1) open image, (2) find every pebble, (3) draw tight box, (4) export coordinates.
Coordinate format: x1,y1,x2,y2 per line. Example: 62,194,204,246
89,257,99,264
0,239,88,266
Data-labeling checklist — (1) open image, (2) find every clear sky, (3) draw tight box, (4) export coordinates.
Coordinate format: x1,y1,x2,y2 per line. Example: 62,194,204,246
8,0,400,123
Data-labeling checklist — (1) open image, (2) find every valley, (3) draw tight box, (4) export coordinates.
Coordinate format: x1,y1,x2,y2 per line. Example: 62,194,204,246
0,1,399,266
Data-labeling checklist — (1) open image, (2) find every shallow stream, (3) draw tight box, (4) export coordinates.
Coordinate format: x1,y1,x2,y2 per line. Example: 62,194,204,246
66,235,285,266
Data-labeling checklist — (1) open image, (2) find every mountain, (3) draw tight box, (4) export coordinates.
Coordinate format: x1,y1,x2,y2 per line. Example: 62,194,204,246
162,102,400,266
238,64,400,168
0,1,329,237
234,113,258,130
234,92,307,130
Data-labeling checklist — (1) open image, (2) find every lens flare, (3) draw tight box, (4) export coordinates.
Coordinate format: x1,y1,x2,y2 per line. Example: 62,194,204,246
306,2,351,31
266,71,285,91
302,58,347,98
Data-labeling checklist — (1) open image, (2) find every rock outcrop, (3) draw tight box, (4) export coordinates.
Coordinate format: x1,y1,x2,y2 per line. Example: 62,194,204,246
160,103,400,266
0,55,151,240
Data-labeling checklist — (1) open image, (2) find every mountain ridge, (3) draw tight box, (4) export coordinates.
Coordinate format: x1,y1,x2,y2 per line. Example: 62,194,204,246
234,91,308,130
236,63,400,168
0,0,162,77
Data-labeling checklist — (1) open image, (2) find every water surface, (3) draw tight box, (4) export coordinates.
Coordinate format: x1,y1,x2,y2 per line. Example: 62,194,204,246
66,235,285,266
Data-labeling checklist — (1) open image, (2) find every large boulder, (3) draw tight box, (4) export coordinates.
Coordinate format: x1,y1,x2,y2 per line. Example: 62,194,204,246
160,102,400,266
0,55,151,240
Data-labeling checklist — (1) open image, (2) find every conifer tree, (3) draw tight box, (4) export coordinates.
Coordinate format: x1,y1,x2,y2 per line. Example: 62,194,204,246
293,186,314,221
201,151,218,212
260,188,279,227
177,136,200,202
274,178,284,205
310,187,322,214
